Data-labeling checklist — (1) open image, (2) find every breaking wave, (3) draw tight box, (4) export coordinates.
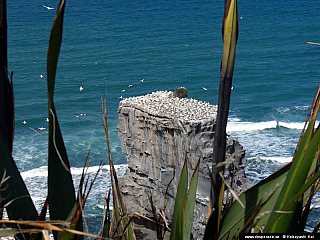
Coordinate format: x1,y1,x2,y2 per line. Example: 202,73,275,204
227,120,306,132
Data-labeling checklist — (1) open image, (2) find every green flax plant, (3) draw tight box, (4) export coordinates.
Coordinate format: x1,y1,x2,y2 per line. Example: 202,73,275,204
206,0,239,238
0,0,39,229
0,0,102,239
170,155,201,240
1,0,319,239
101,96,136,240
212,86,320,239
204,0,320,238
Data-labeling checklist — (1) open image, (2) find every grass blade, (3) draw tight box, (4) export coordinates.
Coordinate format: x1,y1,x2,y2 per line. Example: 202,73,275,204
217,86,320,238
218,163,290,239
211,0,239,217
265,88,320,232
100,190,111,238
102,96,136,239
46,1,80,238
170,154,188,240
0,136,38,221
0,0,14,153
182,158,200,239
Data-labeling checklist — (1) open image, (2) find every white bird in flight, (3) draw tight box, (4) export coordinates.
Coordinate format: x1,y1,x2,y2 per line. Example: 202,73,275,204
41,5,55,10
79,86,84,92
40,74,44,79
202,87,208,91
23,120,27,125
38,127,46,131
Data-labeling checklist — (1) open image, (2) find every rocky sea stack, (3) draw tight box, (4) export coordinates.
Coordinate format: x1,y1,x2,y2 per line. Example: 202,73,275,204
117,91,252,239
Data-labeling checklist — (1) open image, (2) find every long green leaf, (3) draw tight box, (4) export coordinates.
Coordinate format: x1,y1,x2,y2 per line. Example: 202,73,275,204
46,0,77,233
217,88,320,238
218,124,320,238
0,135,38,221
170,156,188,240
217,163,290,239
182,159,200,239
100,190,111,238
102,97,135,239
291,170,320,207
265,112,320,232
210,0,239,217
0,0,15,154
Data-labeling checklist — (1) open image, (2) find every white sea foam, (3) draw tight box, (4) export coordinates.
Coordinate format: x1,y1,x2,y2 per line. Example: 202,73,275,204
278,122,304,130
227,120,278,132
21,164,128,180
227,120,308,132
259,156,292,163
21,166,48,179
21,164,127,215
276,105,310,114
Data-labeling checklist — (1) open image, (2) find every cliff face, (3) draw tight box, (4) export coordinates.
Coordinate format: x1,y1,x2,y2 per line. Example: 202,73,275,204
117,91,252,239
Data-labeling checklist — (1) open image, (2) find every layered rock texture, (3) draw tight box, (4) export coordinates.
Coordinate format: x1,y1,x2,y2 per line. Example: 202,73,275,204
117,91,252,239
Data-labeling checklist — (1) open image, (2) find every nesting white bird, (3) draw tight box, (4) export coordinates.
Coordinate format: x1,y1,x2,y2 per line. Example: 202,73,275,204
119,90,217,121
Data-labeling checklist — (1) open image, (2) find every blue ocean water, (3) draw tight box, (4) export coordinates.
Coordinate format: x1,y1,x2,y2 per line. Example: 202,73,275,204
6,0,320,234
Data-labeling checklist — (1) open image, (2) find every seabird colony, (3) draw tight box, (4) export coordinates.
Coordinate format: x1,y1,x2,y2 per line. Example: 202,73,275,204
119,91,217,122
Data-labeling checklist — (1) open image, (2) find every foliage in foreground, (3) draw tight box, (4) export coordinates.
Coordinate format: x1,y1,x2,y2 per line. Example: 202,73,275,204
208,86,320,240
205,0,320,239
0,0,319,239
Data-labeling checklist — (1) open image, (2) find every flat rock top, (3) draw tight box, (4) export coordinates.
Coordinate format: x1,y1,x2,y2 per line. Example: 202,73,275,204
119,91,217,122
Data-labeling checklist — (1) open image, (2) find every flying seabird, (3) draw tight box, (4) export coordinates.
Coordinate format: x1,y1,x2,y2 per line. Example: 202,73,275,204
42,5,55,10
75,114,81,121
140,79,145,83
41,5,55,10
38,127,46,131
23,120,27,125
79,86,84,92
128,84,133,87
40,74,44,79
202,87,207,91
46,117,49,122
